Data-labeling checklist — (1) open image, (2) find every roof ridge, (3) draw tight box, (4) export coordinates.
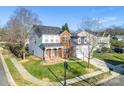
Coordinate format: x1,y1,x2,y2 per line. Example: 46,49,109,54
34,25,61,29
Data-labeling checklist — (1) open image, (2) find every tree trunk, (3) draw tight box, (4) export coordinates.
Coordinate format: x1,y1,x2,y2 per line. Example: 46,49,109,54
22,46,26,60
22,52,25,60
87,51,90,68
87,57,90,68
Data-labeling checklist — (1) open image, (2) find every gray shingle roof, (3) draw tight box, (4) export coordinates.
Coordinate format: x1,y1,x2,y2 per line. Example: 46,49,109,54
33,25,62,37
70,32,79,38
39,43,63,48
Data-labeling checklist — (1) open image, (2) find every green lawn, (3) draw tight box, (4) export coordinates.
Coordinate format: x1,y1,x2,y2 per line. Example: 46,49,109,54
2,50,37,86
93,52,124,66
22,57,97,82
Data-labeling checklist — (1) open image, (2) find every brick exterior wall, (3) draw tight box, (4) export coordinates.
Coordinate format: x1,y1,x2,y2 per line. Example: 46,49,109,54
60,31,72,58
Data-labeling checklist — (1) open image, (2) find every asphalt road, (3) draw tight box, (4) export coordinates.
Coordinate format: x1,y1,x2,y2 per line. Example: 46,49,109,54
0,60,9,86
101,74,124,86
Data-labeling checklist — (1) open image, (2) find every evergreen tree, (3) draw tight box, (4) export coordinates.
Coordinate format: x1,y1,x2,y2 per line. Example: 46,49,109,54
62,23,70,32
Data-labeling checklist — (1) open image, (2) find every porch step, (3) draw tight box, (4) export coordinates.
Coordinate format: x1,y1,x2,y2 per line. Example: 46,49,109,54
42,58,64,65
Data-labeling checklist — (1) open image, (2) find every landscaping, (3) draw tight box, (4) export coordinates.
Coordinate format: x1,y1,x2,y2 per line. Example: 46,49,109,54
22,56,97,82
1,48,97,84
1,50,37,86
93,51,124,66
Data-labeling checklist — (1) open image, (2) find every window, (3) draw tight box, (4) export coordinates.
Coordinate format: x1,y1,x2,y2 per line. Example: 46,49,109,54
78,38,81,44
64,49,69,54
63,37,68,43
84,39,87,44
51,39,54,42
34,40,36,44
45,39,48,42
32,50,34,54
56,39,58,43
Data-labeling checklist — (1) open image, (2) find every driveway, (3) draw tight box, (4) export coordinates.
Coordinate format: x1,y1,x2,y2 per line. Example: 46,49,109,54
101,74,124,86
0,60,9,86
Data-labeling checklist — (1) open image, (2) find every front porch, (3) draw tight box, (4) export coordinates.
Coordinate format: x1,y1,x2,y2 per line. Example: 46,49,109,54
42,47,63,60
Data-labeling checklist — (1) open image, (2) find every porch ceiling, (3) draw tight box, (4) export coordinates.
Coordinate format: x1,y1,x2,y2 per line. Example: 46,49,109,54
39,43,63,49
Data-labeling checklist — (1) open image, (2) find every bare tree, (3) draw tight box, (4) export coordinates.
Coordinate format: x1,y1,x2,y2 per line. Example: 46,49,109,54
80,17,106,68
5,7,42,59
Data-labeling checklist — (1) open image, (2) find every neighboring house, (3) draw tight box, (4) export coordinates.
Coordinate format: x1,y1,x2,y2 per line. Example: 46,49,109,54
29,25,72,60
71,33,87,59
71,30,110,59
97,35,110,49
77,30,110,49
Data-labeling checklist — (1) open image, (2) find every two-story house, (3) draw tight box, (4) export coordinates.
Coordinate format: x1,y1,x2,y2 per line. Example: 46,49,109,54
29,25,72,60
71,30,110,59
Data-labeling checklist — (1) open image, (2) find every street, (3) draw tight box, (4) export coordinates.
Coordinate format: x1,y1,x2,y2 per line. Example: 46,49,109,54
101,74,124,86
0,60,9,86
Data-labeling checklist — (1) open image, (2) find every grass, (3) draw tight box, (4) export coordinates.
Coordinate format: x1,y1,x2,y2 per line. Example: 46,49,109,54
2,51,37,86
93,52,124,66
22,56,97,82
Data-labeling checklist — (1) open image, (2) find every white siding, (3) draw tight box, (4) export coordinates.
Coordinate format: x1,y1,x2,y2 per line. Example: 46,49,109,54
72,45,90,59
29,33,62,58
42,34,60,43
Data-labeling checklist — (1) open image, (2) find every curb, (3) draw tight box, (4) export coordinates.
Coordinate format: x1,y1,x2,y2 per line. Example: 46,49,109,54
0,53,17,86
65,70,108,85
96,71,120,85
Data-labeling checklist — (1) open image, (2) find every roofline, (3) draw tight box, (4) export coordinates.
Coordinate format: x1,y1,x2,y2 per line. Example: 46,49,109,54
33,25,61,29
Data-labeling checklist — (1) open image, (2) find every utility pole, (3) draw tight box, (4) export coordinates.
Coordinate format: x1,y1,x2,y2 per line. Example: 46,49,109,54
64,61,68,86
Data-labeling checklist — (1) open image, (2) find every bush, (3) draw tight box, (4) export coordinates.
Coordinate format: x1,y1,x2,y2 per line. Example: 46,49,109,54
9,45,23,58
96,47,113,53
111,40,124,48
8,44,29,59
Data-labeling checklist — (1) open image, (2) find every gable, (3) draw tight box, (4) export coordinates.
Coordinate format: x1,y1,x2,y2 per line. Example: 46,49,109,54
60,31,71,37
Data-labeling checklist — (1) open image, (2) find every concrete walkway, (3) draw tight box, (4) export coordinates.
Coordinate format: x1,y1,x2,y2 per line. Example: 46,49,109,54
85,58,124,74
82,57,115,71
101,74,124,86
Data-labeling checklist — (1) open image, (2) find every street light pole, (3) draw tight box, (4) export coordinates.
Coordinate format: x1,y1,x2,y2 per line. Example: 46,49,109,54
64,61,68,86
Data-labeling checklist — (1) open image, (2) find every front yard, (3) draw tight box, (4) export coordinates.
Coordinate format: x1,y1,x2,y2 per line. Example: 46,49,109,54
93,52,124,66
22,56,97,82
1,48,97,83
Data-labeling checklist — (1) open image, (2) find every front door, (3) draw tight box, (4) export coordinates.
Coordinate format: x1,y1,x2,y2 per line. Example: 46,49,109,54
58,48,62,58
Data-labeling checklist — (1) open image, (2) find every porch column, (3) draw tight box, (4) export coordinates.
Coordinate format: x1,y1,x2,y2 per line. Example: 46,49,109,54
62,48,64,58
50,48,53,59
44,48,46,60
56,48,58,58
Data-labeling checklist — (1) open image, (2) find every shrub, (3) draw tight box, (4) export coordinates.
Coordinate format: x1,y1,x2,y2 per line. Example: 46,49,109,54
111,40,124,48
96,47,113,53
8,44,29,59
8,44,22,58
